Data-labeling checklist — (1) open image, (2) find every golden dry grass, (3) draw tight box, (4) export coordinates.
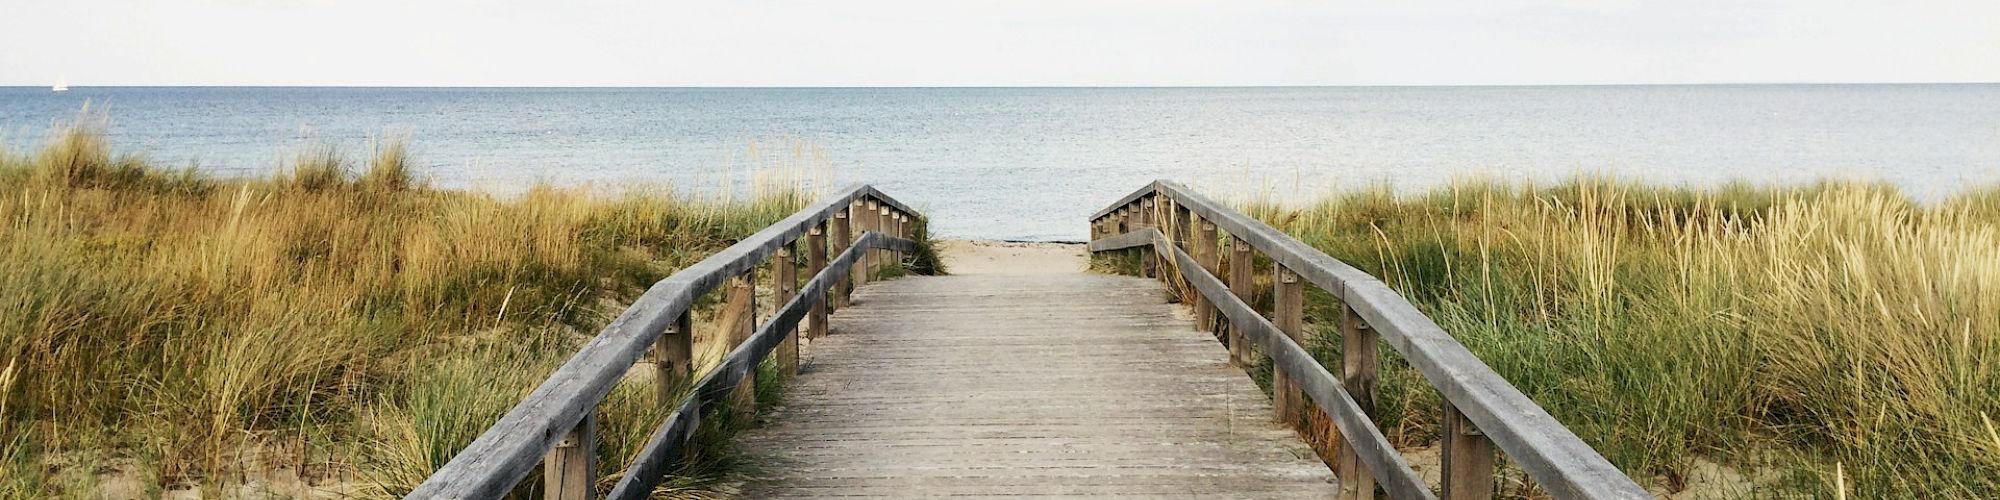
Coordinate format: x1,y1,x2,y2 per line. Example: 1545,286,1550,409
0,118,848,497
1233,178,1999,497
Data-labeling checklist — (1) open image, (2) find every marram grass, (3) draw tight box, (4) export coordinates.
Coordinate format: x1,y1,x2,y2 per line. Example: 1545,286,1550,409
0,120,901,498
1234,178,1999,497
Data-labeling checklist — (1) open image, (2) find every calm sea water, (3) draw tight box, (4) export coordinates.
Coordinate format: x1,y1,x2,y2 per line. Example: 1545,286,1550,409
3,85,1997,241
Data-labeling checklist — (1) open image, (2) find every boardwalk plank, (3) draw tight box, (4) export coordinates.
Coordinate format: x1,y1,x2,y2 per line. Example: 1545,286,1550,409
734,272,1337,497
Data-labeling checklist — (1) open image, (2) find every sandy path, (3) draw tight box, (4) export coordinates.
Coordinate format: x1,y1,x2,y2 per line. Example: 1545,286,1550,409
934,240,1088,275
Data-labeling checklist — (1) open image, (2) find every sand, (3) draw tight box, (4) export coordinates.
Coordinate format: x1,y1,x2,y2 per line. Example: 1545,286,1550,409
935,240,1088,275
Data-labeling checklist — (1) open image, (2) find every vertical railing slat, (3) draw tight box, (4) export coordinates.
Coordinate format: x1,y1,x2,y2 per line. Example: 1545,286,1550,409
1273,265,1304,426
542,412,596,500
775,241,799,377
1195,220,1219,335
1139,197,1156,278
653,311,692,404
1443,403,1497,500
807,223,829,340
1339,304,1380,500
832,207,853,309
727,269,758,415
1228,235,1256,367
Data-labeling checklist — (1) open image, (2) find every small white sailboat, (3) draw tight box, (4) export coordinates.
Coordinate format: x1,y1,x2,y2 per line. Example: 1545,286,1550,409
52,76,68,92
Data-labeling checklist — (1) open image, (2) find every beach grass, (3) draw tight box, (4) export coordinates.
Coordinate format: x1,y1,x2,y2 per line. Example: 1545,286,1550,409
0,117,924,498
1216,178,1999,497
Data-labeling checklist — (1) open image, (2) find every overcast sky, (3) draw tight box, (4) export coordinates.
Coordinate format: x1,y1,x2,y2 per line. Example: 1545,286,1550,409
2,0,1995,86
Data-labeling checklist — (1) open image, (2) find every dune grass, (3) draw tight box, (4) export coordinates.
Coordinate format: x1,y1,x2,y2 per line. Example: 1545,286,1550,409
1217,179,1999,497
0,119,918,498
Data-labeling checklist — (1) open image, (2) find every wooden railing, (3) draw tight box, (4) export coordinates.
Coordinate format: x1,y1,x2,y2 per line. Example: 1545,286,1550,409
1088,180,1649,500
410,184,921,499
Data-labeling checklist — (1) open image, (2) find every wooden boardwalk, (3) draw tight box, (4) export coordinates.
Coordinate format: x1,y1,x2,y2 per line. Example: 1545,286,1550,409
411,184,1647,499
732,267,1338,497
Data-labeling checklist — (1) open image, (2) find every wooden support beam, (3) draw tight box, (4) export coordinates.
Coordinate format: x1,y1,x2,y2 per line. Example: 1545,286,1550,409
856,200,878,288
1273,265,1304,426
1228,235,1255,366
1168,199,1190,292
728,269,758,415
1339,304,1380,500
775,242,799,377
1138,197,1156,278
1195,220,1219,334
1443,403,1497,500
807,223,829,340
541,412,596,500
879,206,895,269
832,207,852,309
652,310,692,404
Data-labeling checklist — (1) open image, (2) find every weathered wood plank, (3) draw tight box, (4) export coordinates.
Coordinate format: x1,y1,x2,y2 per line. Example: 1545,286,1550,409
735,269,1336,497
1196,219,1219,335
1274,264,1304,426
540,413,595,500
1084,227,1155,252
831,208,852,310
1229,235,1256,367
776,242,799,376
727,269,758,415
1443,403,1497,500
806,224,828,341
1341,303,1381,500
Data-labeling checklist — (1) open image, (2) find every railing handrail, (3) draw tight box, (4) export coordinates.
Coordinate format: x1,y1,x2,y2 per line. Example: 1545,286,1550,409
410,184,918,498
1088,180,1649,500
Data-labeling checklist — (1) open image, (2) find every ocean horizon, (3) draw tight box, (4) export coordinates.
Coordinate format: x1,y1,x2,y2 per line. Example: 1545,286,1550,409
5,83,1997,240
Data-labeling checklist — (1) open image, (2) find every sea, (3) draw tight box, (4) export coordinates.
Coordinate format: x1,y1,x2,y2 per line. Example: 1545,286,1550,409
2,85,1996,241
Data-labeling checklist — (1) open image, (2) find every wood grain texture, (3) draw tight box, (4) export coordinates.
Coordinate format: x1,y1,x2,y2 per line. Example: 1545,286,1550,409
733,271,1338,498
540,413,595,500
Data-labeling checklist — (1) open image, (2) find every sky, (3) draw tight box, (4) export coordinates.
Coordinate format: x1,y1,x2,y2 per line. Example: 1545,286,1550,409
1,0,1996,87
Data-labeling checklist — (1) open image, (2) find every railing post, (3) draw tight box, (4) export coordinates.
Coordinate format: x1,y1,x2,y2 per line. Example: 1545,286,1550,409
879,206,895,269
856,199,878,288
876,203,891,269
1227,236,1255,366
1442,403,1496,500
807,223,829,340
542,411,596,500
900,214,914,266
1195,220,1219,334
1273,265,1303,426
1171,200,1194,308
652,310,692,404
1138,197,1156,278
728,269,758,415
775,241,799,377
1338,304,1379,500
832,206,852,309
